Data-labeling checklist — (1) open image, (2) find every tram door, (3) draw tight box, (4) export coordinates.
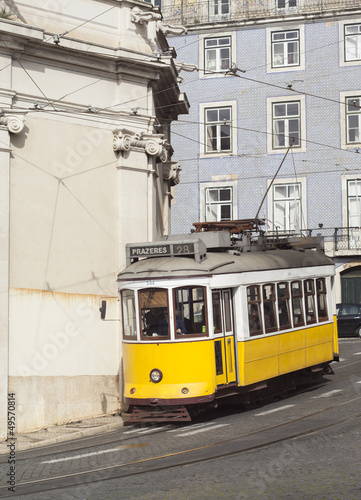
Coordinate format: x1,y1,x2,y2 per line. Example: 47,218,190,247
212,289,237,386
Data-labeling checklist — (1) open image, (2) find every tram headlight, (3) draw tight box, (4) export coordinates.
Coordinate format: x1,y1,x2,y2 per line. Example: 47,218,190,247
150,368,163,383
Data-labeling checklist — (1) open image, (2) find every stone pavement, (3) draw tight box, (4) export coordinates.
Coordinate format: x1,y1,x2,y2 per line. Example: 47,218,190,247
0,412,126,454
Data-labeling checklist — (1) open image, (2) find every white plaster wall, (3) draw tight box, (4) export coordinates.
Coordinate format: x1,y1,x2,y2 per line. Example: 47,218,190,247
9,115,119,295
8,0,158,52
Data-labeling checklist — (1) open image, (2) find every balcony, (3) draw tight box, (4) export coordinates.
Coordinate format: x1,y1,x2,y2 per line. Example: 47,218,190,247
161,0,361,27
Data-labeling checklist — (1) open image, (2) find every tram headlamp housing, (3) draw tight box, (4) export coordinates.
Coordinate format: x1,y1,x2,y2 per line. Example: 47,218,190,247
150,368,163,383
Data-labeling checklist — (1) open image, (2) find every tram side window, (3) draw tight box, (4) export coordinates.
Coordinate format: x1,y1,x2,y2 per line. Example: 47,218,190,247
277,283,291,329
122,290,137,340
174,286,207,336
304,279,316,324
247,285,263,336
291,281,305,326
139,288,170,339
316,278,328,322
262,284,277,333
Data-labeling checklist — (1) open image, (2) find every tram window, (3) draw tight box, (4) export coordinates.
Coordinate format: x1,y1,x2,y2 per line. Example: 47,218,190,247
139,288,170,339
214,340,224,375
277,283,291,330
291,281,305,326
212,291,222,334
316,278,328,322
121,290,137,340
262,284,277,333
224,290,232,331
174,286,207,336
304,280,316,324
247,285,263,336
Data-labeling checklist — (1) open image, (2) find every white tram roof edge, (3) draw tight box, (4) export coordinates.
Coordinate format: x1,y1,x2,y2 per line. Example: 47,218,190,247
117,248,335,282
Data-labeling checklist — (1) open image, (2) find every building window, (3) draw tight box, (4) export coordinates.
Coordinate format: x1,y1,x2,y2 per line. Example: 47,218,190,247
345,24,361,62
205,186,233,221
273,101,301,148
205,106,232,153
273,182,301,232
204,36,231,73
272,30,300,68
210,0,230,18
276,0,297,8
346,97,361,144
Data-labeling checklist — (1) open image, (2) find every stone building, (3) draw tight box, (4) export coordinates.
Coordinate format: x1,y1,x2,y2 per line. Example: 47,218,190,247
0,0,188,437
159,0,361,302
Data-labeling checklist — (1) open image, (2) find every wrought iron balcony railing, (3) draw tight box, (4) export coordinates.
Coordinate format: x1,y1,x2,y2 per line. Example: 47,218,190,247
161,0,361,27
268,226,361,252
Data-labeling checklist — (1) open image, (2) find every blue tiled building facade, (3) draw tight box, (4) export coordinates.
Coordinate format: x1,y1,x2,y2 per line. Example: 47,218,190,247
158,0,361,303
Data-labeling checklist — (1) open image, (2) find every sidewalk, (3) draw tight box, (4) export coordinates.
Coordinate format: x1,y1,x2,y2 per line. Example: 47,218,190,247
0,413,126,454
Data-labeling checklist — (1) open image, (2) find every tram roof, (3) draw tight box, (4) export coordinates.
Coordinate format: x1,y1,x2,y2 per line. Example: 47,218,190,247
117,248,334,281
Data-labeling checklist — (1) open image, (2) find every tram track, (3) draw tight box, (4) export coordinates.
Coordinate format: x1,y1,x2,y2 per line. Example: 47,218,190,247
1,394,361,498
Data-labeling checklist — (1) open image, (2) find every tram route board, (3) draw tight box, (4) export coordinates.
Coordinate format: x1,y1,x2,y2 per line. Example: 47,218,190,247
126,239,207,265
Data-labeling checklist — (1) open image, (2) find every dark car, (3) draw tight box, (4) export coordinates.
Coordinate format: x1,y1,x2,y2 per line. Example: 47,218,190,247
336,303,361,338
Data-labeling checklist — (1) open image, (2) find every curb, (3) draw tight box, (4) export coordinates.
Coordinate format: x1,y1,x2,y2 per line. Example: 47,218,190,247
0,420,125,454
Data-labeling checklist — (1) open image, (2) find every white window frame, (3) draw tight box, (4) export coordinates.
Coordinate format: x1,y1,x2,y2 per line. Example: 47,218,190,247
266,25,305,73
275,0,299,14
339,19,361,67
199,32,236,79
342,175,361,229
340,91,361,149
200,180,238,222
200,101,237,158
209,0,230,21
267,95,306,154
267,177,307,233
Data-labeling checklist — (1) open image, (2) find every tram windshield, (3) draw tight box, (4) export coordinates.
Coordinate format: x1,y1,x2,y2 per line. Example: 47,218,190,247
139,288,170,339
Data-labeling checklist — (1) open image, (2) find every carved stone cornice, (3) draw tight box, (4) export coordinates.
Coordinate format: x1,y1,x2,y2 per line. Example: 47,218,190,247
163,161,181,186
113,128,168,162
130,7,162,25
0,114,25,134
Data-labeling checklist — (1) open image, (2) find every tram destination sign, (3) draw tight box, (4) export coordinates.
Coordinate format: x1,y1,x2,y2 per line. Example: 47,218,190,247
126,239,207,265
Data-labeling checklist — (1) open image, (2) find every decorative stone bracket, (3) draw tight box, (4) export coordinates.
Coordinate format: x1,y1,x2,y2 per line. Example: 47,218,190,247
163,161,181,186
130,6,187,36
130,7,162,25
113,128,168,163
0,114,25,134
156,22,187,36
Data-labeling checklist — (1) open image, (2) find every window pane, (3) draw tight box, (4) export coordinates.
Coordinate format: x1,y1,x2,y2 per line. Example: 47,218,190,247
219,188,232,201
277,283,291,329
316,278,328,322
219,108,231,121
263,284,276,332
291,281,304,326
287,102,299,116
247,285,262,336
304,280,316,324
174,286,207,336
207,109,218,122
274,104,286,116
139,288,169,338
220,204,231,220
212,292,222,333
122,290,137,338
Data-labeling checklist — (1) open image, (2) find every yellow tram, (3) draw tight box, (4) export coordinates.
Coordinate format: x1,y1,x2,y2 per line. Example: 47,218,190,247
117,220,339,422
